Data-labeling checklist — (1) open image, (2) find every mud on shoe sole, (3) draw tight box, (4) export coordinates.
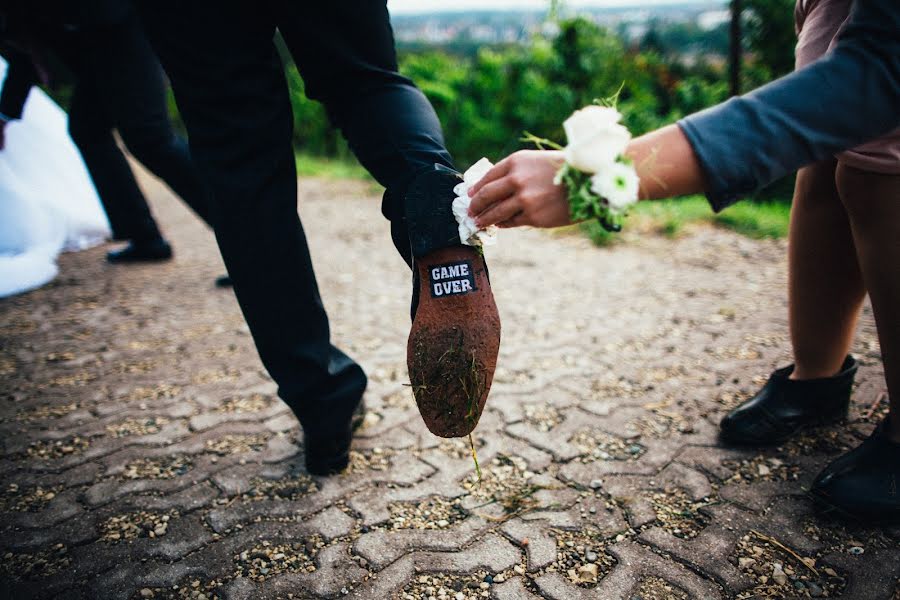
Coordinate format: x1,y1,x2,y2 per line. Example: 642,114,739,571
405,166,501,438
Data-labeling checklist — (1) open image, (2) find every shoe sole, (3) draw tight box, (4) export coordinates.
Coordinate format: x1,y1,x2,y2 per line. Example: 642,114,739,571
408,248,500,437
405,169,501,438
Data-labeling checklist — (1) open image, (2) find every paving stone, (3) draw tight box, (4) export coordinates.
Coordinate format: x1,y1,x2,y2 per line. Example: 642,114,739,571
638,516,754,594
500,518,557,572
296,542,369,597
821,547,900,600
353,515,492,570
305,505,355,540
1,176,894,599
415,532,520,573
603,539,724,599
492,576,542,599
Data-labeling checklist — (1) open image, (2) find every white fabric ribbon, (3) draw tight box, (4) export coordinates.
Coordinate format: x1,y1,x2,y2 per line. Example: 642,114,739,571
451,157,498,247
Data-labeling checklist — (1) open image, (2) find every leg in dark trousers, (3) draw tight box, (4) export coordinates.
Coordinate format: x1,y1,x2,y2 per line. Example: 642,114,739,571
64,10,214,240
276,0,455,265
68,73,164,242
135,0,456,442
136,3,367,441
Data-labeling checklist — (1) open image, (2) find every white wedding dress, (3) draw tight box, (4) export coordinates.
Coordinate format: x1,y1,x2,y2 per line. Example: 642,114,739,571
0,56,110,298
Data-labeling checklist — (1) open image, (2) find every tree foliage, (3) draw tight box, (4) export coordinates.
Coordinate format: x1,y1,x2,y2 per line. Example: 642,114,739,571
264,16,777,187
743,0,797,78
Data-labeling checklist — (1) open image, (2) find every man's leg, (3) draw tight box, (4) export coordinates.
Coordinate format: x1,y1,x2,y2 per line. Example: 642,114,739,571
83,11,215,228
275,3,500,438
809,163,900,523
67,72,164,244
274,1,454,266
137,2,366,472
836,164,900,436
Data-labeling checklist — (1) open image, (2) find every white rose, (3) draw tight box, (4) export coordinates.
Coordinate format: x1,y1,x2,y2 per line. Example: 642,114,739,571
563,106,631,174
563,105,622,143
590,161,640,213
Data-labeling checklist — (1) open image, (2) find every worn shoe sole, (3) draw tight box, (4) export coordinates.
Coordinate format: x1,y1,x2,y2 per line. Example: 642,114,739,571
405,168,501,438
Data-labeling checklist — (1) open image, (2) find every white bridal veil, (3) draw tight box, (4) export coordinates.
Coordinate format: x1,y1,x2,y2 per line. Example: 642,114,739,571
0,55,110,298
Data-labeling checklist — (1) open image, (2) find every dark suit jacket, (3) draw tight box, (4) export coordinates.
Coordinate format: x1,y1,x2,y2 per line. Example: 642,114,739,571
0,0,131,119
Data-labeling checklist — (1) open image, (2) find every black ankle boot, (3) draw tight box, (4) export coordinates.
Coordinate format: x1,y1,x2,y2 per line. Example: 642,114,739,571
106,238,173,263
719,355,858,445
810,415,900,524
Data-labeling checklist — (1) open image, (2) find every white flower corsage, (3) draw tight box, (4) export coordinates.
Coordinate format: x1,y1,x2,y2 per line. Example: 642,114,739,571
531,105,640,231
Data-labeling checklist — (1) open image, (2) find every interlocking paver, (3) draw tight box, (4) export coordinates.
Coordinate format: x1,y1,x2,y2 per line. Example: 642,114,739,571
2,175,896,599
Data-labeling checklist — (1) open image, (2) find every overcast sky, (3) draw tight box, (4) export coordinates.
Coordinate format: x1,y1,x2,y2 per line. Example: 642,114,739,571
388,0,719,14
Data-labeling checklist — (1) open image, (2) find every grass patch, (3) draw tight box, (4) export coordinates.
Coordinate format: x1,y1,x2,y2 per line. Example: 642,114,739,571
712,201,790,239
288,158,791,243
294,152,371,180
583,195,790,246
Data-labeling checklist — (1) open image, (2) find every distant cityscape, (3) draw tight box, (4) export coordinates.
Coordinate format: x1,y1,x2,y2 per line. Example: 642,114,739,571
391,2,730,47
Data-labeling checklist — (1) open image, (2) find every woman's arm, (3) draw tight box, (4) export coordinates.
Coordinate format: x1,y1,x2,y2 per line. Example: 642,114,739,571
470,0,899,228
468,125,704,229
681,0,899,211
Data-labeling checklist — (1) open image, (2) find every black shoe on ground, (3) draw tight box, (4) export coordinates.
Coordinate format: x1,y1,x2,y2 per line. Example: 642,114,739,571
215,275,232,288
810,415,900,524
106,238,173,263
303,399,366,476
719,355,858,446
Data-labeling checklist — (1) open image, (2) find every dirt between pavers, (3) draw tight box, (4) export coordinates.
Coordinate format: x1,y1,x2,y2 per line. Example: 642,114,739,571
1,176,895,599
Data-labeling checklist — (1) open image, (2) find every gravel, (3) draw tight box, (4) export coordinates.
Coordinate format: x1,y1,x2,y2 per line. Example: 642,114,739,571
734,533,846,599
205,434,268,456
569,430,645,462
387,496,467,530
122,456,192,480
100,511,176,542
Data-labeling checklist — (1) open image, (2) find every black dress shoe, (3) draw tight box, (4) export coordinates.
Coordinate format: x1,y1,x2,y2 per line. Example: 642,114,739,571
214,275,233,288
810,416,900,524
719,355,858,445
106,238,173,263
304,399,366,476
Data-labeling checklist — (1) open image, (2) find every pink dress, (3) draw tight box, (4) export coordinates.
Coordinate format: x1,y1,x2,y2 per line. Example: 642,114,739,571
795,0,900,174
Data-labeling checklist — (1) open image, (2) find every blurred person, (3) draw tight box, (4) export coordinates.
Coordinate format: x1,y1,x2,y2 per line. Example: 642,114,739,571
0,0,231,285
0,54,110,298
468,0,899,522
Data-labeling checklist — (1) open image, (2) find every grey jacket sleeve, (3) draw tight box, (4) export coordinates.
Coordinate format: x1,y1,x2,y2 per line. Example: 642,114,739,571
677,0,900,212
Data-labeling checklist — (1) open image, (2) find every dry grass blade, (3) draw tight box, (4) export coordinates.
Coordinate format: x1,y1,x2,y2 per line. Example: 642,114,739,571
863,390,888,420
749,529,819,577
